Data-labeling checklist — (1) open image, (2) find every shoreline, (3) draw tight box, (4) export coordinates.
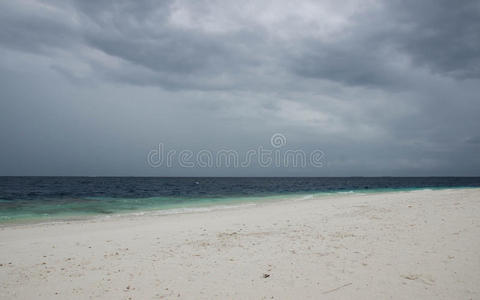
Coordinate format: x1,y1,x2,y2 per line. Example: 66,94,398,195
1,186,478,227
1,188,479,299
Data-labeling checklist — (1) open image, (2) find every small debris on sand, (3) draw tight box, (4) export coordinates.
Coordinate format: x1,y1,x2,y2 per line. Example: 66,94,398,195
322,282,352,294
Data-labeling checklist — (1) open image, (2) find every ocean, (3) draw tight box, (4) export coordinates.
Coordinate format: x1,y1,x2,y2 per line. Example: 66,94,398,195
0,177,479,223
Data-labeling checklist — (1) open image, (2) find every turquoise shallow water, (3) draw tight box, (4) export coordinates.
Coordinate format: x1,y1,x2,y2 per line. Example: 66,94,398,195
1,185,477,224
0,192,305,223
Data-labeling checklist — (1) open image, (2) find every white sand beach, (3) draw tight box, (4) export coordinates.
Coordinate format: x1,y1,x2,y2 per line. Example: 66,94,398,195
0,188,479,299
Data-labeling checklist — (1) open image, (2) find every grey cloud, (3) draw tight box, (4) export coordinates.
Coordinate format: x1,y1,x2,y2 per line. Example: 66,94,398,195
72,0,171,21
290,40,405,88
74,0,268,90
392,0,480,79
465,136,480,144
291,0,480,88
1,0,479,91
0,5,78,54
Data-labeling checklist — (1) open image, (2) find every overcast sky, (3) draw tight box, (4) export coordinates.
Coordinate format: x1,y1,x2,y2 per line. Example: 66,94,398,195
0,0,479,176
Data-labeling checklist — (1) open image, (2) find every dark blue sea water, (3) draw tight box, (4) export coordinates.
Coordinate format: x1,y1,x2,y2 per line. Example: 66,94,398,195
0,177,479,223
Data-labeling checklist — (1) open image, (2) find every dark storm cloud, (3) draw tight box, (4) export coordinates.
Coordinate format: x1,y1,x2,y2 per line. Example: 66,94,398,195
392,0,480,79
292,0,480,87
72,0,167,19
73,0,181,74
0,2,78,54
1,0,477,89
73,0,267,90
289,39,404,88
466,136,480,145
0,0,253,90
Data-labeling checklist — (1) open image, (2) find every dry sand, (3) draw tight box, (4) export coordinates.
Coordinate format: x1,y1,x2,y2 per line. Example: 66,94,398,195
0,188,479,299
